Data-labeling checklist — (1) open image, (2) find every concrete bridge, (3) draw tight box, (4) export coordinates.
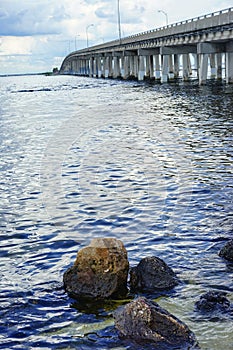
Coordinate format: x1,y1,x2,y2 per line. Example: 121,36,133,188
60,7,233,84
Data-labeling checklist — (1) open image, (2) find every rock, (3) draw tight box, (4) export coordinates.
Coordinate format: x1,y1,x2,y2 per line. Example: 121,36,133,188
130,256,178,292
219,240,233,262
114,297,199,349
195,290,231,313
63,238,129,299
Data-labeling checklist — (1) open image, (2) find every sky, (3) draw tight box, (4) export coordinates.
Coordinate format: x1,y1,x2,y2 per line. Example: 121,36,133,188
0,0,232,75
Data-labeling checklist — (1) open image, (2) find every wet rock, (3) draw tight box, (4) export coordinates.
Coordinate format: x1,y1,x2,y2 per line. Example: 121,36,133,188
114,297,199,349
63,238,129,299
195,290,231,313
130,256,178,292
219,240,233,262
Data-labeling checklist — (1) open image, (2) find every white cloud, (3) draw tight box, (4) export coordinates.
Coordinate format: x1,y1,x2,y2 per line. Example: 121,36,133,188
0,0,232,74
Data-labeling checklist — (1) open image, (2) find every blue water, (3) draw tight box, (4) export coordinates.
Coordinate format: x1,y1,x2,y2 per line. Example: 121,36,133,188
0,75,232,349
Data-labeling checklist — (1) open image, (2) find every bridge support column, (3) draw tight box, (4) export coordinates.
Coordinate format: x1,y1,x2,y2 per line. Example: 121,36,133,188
149,55,154,79
80,60,84,75
89,57,94,77
93,58,97,77
145,56,150,78
113,57,120,78
138,56,145,81
168,55,175,79
104,57,109,78
154,55,160,79
216,53,222,79
199,54,208,85
174,54,180,78
76,60,80,74
210,54,219,78
96,57,101,78
130,56,138,78
128,56,133,77
182,54,191,81
109,57,113,78
120,57,124,77
123,56,130,79
76,60,80,75
226,52,233,83
85,59,89,75
161,55,169,83
72,60,76,74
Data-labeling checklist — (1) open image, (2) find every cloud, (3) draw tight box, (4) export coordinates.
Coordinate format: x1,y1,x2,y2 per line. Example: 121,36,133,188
0,1,70,36
0,0,233,74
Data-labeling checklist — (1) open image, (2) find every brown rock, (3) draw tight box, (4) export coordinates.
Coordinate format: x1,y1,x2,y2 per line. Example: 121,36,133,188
219,240,233,262
63,238,129,299
114,297,199,349
130,256,178,292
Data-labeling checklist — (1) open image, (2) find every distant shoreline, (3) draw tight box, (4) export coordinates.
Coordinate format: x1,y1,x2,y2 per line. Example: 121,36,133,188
0,72,57,77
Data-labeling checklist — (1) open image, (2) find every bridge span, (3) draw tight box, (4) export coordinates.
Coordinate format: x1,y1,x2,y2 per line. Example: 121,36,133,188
60,8,233,84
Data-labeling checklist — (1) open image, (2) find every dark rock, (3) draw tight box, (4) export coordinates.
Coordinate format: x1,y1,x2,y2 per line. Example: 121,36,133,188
114,297,199,349
130,256,178,292
195,290,231,313
63,238,129,299
219,240,233,262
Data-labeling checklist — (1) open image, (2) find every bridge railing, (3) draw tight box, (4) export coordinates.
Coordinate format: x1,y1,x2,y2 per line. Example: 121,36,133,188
127,7,233,39
63,7,233,60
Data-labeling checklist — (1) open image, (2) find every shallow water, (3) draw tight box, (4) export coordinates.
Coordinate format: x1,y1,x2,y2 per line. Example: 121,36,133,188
0,74,232,349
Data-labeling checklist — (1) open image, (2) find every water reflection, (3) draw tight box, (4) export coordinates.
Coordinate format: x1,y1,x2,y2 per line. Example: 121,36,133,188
0,75,232,349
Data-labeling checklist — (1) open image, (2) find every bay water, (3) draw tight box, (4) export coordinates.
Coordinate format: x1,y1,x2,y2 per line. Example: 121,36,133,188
0,74,232,349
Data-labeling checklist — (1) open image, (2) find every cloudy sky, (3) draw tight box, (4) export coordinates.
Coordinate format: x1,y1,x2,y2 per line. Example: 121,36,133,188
0,0,232,74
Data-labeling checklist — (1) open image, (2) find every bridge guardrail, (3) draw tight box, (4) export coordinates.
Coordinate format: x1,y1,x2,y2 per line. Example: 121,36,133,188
62,7,233,61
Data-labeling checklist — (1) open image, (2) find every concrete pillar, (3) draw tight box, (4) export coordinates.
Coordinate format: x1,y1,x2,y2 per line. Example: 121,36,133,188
80,60,84,75
193,54,198,79
209,54,217,78
93,58,97,78
72,60,76,74
174,54,180,78
85,59,89,75
134,56,139,78
123,56,130,79
226,52,233,83
216,53,222,79
161,55,169,83
113,57,120,78
89,57,94,77
129,56,134,77
104,57,109,78
138,56,145,81
76,60,80,75
199,54,209,85
145,56,150,78
109,57,113,78
154,55,160,79
96,57,101,78
168,55,175,79
120,57,124,77
149,55,154,79
182,54,190,81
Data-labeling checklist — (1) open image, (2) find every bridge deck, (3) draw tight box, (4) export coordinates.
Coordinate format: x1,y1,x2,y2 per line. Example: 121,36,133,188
60,7,233,84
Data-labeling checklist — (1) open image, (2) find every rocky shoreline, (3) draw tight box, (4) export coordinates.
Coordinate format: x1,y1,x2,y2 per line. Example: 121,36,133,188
63,237,233,349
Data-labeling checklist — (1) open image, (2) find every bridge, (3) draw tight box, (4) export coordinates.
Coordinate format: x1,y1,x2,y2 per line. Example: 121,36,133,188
60,7,233,84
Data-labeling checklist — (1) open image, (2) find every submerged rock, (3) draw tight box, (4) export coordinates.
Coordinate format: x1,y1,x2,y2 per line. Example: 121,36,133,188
130,256,178,292
195,290,231,313
114,297,199,349
63,238,129,299
219,240,233,262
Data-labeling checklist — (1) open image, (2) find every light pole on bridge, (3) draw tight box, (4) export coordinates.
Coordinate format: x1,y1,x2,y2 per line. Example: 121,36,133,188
158,9,169,26
86,24,94,48
117,0,122,44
